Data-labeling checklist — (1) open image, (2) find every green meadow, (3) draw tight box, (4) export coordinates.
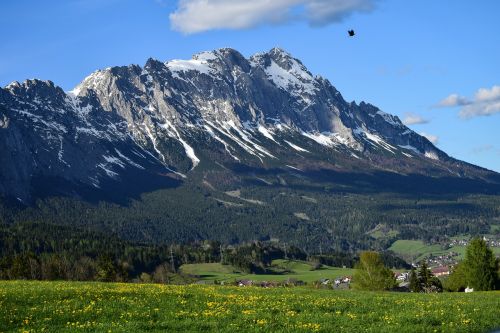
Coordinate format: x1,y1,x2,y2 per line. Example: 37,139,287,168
1,281,499,332
179,259,355,283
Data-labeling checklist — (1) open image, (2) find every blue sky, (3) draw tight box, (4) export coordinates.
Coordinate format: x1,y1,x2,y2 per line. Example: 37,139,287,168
1,0,499,172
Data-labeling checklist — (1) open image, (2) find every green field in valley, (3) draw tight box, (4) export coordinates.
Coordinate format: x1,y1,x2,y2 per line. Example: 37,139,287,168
180,260,355,283
389,240,449,262
388,240,500,263
1,281,500,332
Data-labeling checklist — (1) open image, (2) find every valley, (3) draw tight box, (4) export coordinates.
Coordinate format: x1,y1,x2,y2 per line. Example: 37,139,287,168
1,47,499,263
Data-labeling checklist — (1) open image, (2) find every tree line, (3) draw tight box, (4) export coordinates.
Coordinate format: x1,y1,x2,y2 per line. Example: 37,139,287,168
0,222,409,282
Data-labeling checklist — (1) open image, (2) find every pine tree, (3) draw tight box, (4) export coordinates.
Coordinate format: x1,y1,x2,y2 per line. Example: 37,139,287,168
463,238,498,291
418,261,431,286
409,267,420,292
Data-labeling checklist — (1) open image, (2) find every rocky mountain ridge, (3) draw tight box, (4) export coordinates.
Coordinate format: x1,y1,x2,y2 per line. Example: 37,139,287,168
0,47,497,202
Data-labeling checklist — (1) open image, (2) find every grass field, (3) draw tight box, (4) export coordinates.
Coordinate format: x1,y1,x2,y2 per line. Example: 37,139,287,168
1,281,500,332
388,240,500,263
388,240,446,262
179,260,355,283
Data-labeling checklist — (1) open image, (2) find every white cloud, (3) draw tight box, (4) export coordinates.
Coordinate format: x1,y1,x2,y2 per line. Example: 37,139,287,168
437,85,500,119
402,113,428,126
459,100,500,119
420,132,439,145
437,93,469,107
475,85,500,102
169,0,377,34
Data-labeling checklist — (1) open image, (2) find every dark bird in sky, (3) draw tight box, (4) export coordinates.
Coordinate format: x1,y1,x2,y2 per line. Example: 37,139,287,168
348,30,355,37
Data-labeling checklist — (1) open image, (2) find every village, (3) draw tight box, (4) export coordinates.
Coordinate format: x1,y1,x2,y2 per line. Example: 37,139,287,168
233,267,450,290
231,255,460,290
234,276,353,289
448,236,500,248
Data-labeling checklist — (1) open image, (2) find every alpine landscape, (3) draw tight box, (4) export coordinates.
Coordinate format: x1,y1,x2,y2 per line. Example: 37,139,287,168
1,1,499,332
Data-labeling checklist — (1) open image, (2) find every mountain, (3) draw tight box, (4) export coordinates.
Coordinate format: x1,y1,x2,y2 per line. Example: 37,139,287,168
1,48,499,250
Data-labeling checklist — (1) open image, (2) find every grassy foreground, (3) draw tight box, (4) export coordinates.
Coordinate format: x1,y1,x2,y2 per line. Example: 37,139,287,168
1,281,499,332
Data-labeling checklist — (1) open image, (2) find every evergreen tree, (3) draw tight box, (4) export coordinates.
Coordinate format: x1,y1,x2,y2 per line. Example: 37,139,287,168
416,261,442,293
96,255,116,282
463,238,498,291
409,267,420,292
418,262,432,286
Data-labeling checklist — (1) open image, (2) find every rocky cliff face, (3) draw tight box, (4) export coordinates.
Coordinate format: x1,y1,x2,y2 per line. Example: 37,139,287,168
0,48,496,202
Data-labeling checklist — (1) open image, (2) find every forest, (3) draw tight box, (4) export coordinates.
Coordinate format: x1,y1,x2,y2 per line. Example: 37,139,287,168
1,173,499,253
1,164,499,283
0,221,409,282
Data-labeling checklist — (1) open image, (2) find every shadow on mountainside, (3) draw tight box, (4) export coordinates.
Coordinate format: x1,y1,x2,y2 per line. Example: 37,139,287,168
229,163,500,197
30,168,183,206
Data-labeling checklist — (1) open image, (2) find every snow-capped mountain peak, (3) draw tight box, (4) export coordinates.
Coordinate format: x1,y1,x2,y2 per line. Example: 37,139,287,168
1,47,495,202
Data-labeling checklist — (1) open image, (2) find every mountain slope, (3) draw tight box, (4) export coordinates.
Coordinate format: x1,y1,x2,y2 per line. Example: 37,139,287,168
1,48,499,250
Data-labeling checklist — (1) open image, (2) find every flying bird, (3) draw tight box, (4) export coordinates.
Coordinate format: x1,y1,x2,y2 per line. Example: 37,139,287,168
348,30,355,37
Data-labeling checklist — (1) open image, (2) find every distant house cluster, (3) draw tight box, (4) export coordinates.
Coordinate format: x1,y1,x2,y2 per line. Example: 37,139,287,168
424,253,459,268
430,266,450,277
395,272,409,282
394,266,450,284
449,239,469,247
234,276,353,289
449,236,500,248
317,276,352,288
236,279,305,288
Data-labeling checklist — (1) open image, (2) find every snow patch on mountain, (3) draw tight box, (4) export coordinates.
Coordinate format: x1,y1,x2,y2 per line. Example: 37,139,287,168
166,53,217,80
401,151,413,158
193,51,218,62
144,123,168,163
203,124,240,161
302,132,337,147
264,60,317,102
353,128,397,154
205,120,261,160
363,131,397,154
257,125,278,143
160,121,200,169
398,145,420,155
376,110,402,127
286,165,303,172
58,139,69,167
103,155,126,169
70,69,110,96
284,140,309,152
114,149,145,169
425,150,439,160
97,163,119,178
226,120,276,159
